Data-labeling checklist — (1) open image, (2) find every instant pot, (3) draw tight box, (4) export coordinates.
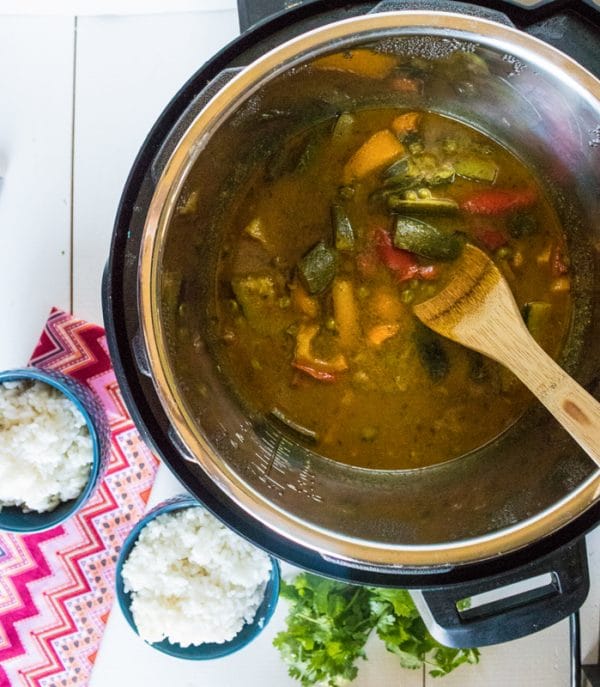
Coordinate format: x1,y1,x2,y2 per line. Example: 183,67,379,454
103,0,600,648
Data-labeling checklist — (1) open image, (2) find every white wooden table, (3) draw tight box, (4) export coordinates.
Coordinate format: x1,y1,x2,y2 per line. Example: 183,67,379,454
0,7,598,686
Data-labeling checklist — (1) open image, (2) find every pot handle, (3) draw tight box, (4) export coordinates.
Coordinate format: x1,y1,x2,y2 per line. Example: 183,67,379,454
150,67,243,186
411,538,589,648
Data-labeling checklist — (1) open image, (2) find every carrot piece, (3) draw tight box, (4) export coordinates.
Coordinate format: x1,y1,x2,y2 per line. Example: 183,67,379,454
295,323,319,362
367,323,400,346
332,279,361,349
291,282,319,318
294,323,348,381
370,286,404,321
391,112,421,137
343,130,405,183
312,49,397,80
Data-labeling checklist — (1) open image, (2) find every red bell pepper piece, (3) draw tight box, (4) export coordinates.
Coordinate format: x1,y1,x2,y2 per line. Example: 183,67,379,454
373,227,439,281
414,264,440,281
461,188,537,215
472,227,508,251
291,361,338,383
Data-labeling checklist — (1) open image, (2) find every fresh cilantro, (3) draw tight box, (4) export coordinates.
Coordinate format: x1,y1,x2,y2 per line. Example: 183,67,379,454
274,574,480,686
273,574,374,687
369,587,480,677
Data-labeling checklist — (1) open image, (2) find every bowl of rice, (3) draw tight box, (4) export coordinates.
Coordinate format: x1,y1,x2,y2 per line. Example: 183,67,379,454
0,367,107,532
115,495,280,659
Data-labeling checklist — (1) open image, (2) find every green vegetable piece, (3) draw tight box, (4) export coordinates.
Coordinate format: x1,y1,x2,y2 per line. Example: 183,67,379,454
454,156,499,182
442,137,458,155
231,273,286,335
382,156,410,179
394,216,464,260
408,139,425,155
522,301,551,340
508,212,538,238
427,162,456,186
332,112,355,140
387,195,459,214
298,242,338,294
266,132,320,180
331,205,355,251
413,322,449,382
265,136,306,181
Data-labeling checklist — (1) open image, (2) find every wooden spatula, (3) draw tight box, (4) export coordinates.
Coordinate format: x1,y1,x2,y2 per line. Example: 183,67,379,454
413,243,600,468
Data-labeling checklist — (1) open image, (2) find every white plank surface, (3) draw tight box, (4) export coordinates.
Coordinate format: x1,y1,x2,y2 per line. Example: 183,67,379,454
72,10,239,324
91,465,424,687
0,0,236,15
0,16,74,368
0,8,598,687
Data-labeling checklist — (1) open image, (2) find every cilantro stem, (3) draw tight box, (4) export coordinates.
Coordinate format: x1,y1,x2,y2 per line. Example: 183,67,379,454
342,587,362,615
296,612,322,625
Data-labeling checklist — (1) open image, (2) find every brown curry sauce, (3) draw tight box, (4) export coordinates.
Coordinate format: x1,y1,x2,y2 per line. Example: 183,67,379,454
213,108,571,470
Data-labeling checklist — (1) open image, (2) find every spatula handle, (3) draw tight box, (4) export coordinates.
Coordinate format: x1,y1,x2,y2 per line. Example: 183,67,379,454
506,330,600,469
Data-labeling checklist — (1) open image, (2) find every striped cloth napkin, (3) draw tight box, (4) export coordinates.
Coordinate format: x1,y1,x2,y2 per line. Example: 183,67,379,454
0,307,160,686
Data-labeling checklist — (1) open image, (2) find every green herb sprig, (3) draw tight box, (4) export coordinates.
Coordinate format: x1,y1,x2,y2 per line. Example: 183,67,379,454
274,573,480,686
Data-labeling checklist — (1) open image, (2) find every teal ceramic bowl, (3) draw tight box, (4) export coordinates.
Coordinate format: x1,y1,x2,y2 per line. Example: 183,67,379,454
115,495,280,659
0,367,108,532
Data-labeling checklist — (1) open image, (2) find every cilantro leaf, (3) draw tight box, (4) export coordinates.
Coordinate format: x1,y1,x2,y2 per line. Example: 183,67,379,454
369,587,480,677
274,574,480,685
274,574,375,686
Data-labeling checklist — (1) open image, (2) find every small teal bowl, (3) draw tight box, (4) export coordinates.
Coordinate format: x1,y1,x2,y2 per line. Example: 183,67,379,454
115,495,280,660
0,367,107,533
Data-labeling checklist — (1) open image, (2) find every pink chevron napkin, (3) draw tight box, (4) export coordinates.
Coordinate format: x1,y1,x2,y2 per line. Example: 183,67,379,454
0,308,160,686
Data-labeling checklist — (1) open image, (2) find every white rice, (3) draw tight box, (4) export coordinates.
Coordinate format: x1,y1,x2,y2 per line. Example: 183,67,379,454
121,507,272,647
0,379,94,513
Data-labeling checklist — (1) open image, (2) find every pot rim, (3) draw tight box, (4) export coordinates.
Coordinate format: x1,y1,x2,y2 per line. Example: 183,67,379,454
138,9,600,568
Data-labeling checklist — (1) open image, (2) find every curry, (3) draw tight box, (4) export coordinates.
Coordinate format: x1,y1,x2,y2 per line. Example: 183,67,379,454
213,106,571,470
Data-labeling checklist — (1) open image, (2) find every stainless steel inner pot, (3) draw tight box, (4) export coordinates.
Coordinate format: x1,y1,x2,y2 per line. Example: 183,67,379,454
138,11,600,570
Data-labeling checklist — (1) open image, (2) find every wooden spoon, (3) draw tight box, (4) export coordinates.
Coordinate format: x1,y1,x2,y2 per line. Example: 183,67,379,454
413,243,600,468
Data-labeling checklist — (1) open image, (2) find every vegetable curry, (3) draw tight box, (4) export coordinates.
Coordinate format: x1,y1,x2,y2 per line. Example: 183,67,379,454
214,100,571,470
